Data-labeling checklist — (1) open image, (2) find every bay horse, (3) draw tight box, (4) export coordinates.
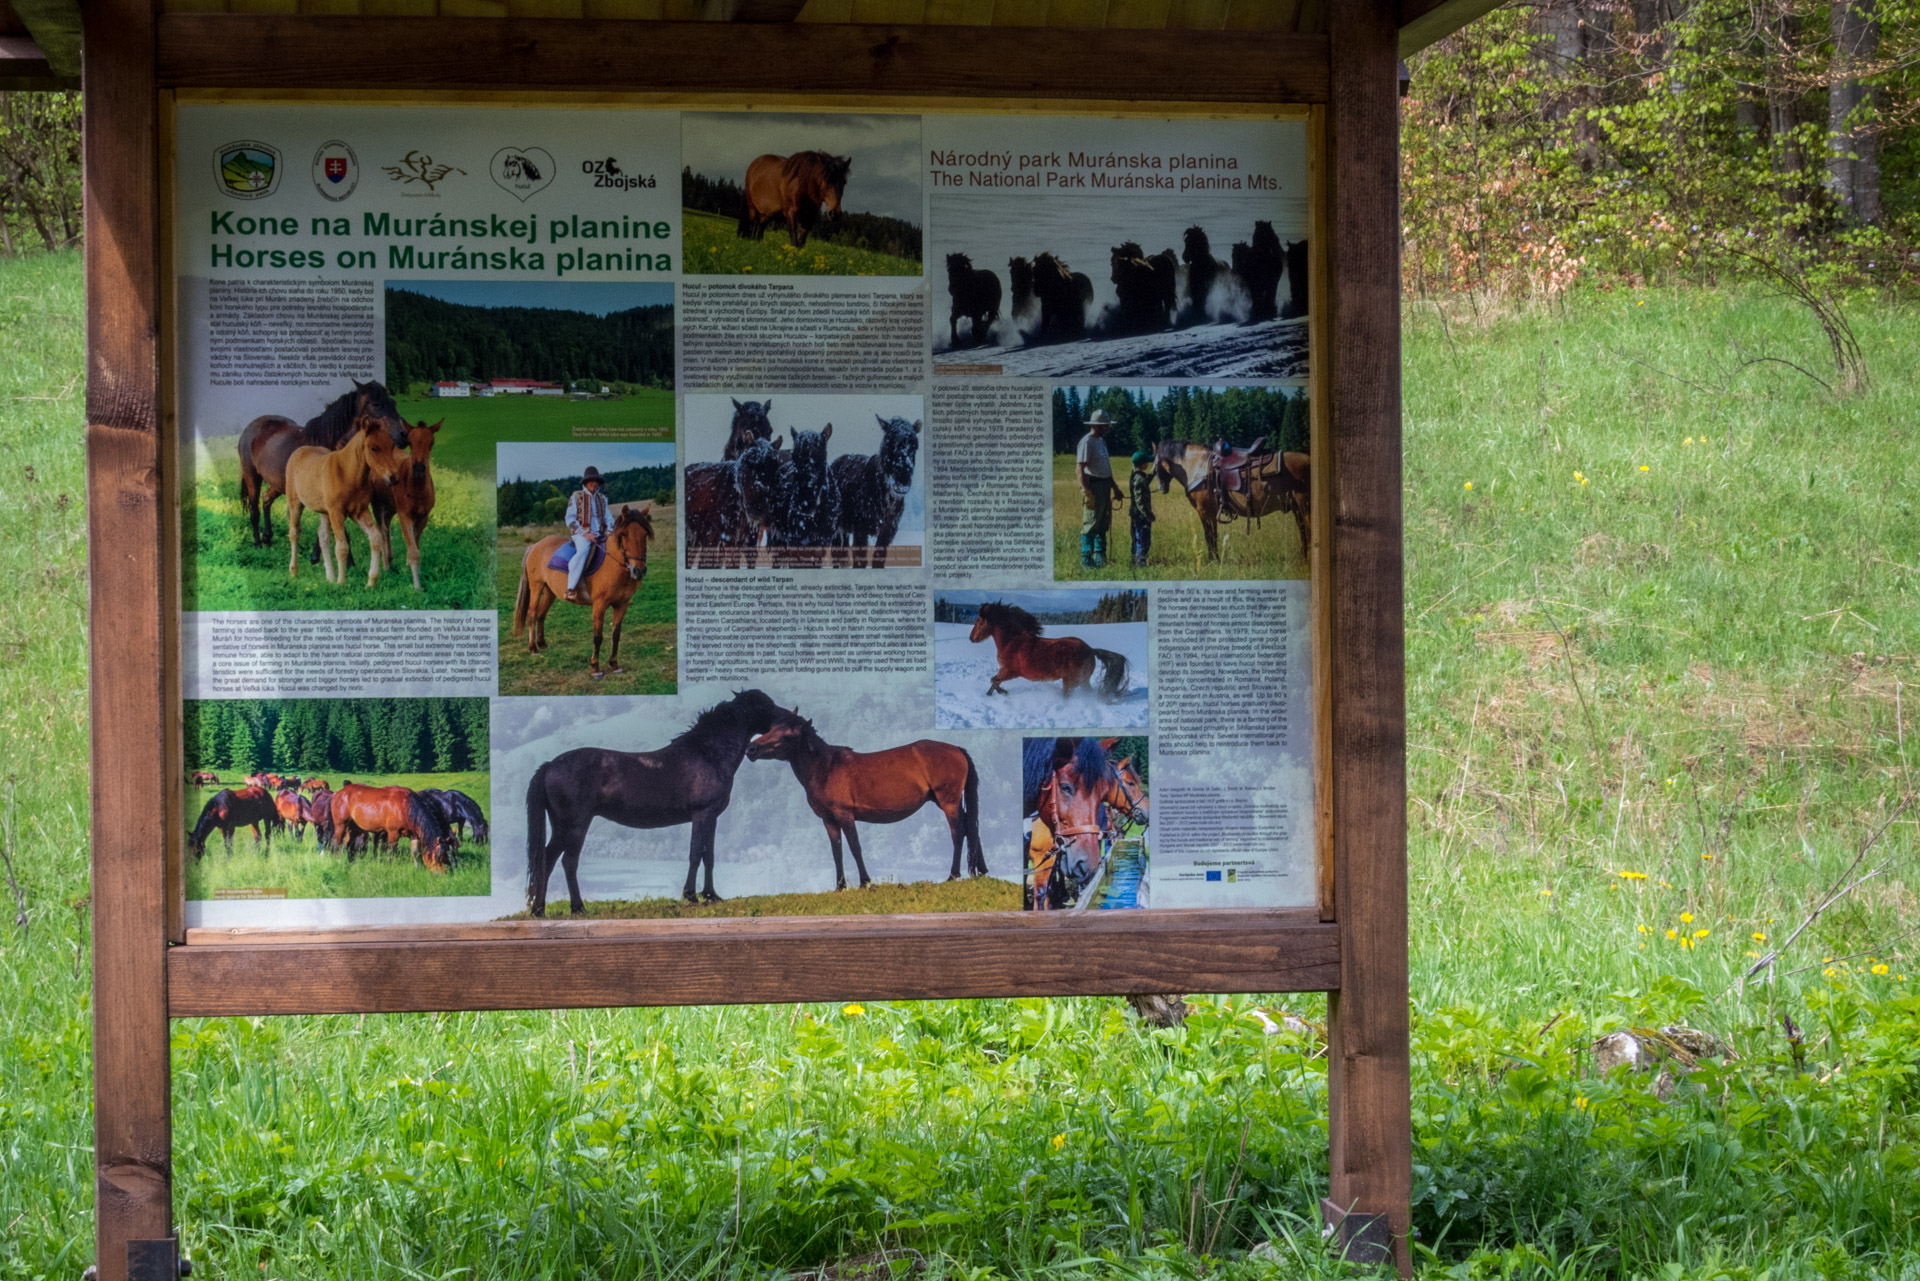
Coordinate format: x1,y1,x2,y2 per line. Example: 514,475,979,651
511,502,656,681
284,415,403,587
723,398,774,460
380,418,441,591
524,689,787,915
968,601,1130,702
188,770,220,786
738,151,851,247
1022,738,1138,910
273,788,310,841
1154,441,1311,560
746,710,985,890
1031,252,1093,339
237,379,409,549
945,253,1001,347
308,784,334,850
830,415,919,568
187,786,281,858
330,784,455,871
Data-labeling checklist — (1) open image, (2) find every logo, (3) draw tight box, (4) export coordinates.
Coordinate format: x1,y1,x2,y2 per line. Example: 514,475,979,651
311,140,359,202
582,156,657,193
1205,870,1222,882
383,150,465,194
214,141,281,200
492,147,556,201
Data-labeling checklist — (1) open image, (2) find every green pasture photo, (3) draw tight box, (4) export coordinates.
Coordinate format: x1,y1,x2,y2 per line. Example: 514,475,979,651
680,207,921,276
1051,454,1309,582
496,514,679,696
506,877,1019,920
183,771,492,900
393,391,675,474
183,439,495,612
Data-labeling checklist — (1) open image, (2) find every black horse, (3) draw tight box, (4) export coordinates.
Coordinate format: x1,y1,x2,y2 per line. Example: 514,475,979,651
945,253,1001,348
187,786,281,858
237,379,409,550
1282,238,1310,319
684,434,785,564
1231,221,1286,321
830,415,919,568
1181,225,1230,323
417,788,490,847
524,689,789,915
773,425,840,565
723,397,774,460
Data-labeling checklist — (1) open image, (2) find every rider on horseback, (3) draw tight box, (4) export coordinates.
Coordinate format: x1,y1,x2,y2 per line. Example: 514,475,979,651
565,466,611,604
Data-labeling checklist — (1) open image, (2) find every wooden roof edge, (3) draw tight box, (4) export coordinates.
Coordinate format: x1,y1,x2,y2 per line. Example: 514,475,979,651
701,0,810,17
7,0,77,77
1398,0,1504,57
0,30,75,88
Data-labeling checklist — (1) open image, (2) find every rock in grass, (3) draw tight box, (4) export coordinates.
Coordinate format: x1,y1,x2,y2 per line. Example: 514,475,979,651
1127,993,1190,1027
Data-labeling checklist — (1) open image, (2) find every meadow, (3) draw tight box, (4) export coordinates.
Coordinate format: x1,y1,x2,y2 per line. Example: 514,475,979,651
497,515,679,697
184,771,492,900
509,878,1023,920
681,208,922,276
1051,454,1309,582
7,251,1920,1279
394,391,676,476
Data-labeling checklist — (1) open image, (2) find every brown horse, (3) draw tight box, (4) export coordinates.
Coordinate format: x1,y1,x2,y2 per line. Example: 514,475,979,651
301,777,328,794
511,502,656,680
381,418,441,591
237,380,409,549
285,415,403,587
747,710,985,890
329,784,455,870
187,786,280,858
1023,737,1139,910
188,770,220,786
1154,441,1311,561
968,601,1130,701
273,789,309,841
738,151,851,247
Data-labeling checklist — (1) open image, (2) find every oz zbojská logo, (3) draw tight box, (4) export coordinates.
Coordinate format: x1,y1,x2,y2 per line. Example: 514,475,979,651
215,141,281,199
312,140,359,202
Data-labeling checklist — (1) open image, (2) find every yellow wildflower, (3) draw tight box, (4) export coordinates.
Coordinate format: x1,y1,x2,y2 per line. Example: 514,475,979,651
1665,929,1678,940
1680,912,1693,924
1683,436,1694,445
842,1004,865,1017
1694,928,1710,939
1873,963,1891,976
1637,924,1650,934
1052,1134,1065,1149
1639,465,1649,472
1574,1096,1589,1109
1464,481,1473,490
1752,932,1767,943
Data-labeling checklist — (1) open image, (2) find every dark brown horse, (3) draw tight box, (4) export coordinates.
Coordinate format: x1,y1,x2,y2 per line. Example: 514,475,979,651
381,418,441,591
1031,252,1093,339
1181,225,1230,322
1008,256,1035,317
1110,241,1177,332
723,398,774,460
273,788,310,841
1154,441,1311,560
330,783,455,870
945,253,1001,347
187,786,281,858
512,502,657,680
968,601,1130,701
746,710,985,890
738,151,851,247
308,784,334,849
1231,221,1286,320
830,415,919,568
524,689,787,914
1022,737,1142,910
237,380,408,549
685,434,784,566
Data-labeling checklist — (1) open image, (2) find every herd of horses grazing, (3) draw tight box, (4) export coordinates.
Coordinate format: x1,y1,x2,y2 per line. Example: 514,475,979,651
945,222,1309,348
187,770,485,874
525,689,986,916
236,380,443,591
1022,737,1148,911
1151,437,1312,561
685,398,921,568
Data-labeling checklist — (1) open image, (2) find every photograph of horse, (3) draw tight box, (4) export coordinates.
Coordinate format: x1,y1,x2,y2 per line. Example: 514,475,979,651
746,709,986,890
682,112,922,276
381,418,442,591
498,441,677,698
183,696,491,901
1051,384,1311,583
236,379,409,550
1022,736,1149,911
523,689,788,915
683,394,925,569
283,413,403,589
935,589,1148,729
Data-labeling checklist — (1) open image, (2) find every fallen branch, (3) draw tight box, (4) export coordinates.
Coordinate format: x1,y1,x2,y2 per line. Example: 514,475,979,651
1743,795,1911,985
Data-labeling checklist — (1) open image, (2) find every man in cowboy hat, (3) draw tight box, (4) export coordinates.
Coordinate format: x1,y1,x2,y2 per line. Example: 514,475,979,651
1075,409,1121,568
564,466,612,603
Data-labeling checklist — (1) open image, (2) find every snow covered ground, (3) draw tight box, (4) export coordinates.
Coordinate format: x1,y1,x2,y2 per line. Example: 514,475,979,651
933,314,1308,381
934,621,1149,729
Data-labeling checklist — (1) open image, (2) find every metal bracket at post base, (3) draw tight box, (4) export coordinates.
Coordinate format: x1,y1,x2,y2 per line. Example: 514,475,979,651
81,1239,189,1281
1320,1199,1393,1267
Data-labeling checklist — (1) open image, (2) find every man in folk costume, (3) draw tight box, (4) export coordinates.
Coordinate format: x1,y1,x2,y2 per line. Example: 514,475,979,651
564,466,612,603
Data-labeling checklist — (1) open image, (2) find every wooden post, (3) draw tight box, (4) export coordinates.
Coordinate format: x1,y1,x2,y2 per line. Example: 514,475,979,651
85,0,174,1274
1324,0,1413,1274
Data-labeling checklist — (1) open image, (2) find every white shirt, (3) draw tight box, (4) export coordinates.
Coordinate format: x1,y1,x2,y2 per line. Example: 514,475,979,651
1076,431,1112,480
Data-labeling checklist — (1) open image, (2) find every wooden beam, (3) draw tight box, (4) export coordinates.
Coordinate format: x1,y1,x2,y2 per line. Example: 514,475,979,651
8,0,76,75
154,15,1330,100
1397,0,1502,57
1325,0,1412,1275
0,32,75,88
700,0,811,17
169,911,1341,1015
84,0,171,1273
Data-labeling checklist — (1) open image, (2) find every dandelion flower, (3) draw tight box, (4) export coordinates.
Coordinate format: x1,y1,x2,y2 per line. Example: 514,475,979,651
842,1004,865,1017
1694,928,1710,939
1639,465,1650,472
1637,924,1650,934
1052,1134,1065,1148
1873,963,1890,976
1666,928,1678,940
1464,481,1473,490
1637,300,1646,306
1680,912,1693,924
1684,436,1694,445
1752,932,1767,943
1540,888,1553,896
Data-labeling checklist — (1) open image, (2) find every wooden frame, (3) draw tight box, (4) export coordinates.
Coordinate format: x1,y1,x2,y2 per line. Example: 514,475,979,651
88,7,1411,1278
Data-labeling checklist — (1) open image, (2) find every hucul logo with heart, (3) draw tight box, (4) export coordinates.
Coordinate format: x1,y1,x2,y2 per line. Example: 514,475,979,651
491,147,556,201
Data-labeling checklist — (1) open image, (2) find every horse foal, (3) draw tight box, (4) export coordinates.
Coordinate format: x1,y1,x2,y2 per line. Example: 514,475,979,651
285,417,402,587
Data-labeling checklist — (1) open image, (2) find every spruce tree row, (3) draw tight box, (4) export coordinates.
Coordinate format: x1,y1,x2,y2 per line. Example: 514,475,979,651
185,699,489,778
1052,385,1310,459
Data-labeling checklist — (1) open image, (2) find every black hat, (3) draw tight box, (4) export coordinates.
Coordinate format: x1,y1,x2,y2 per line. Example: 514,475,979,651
582,466,602,482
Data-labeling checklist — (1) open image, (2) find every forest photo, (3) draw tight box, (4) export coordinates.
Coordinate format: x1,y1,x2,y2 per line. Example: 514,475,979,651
183,697,492,901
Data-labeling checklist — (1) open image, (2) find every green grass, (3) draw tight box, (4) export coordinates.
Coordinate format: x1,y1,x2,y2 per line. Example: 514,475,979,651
10,250,1920,1279
504,878,1022,920
183,448,495,612
497,516,678,696
397,392,675,476
681,207,922,276
185,772,491,900
1051,455,1309,582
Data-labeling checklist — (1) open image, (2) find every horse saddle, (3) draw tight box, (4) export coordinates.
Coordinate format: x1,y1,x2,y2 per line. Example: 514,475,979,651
547,538,605,575
1210,436,1273,494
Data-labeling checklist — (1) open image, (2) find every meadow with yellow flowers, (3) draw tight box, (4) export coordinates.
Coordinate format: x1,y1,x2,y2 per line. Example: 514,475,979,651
5,254,1920,1279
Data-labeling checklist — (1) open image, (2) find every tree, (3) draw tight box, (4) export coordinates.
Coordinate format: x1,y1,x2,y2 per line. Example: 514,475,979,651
1829,0,1882,223
0,92,81,254
227,714,258,776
